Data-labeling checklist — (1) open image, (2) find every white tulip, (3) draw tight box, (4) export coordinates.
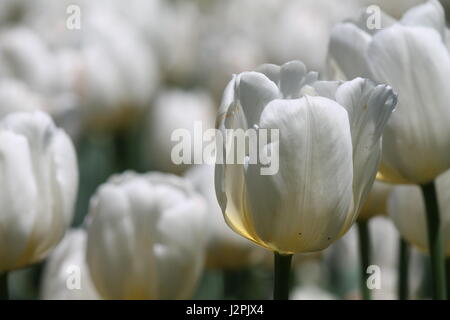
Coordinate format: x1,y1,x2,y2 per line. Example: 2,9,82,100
40,229,99,300
0,111,78,272
0,79,42,119
0,27,57,94
358,180,393,221
388,169,450,256
143,89,216,175
328,0,450,184
215,60,397,254
291,286,337,300
185,164,265,269
85,172,207,300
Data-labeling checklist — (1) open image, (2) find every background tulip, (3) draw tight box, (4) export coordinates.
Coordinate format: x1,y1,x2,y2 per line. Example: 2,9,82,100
85,172,207,300
358,181,393,221
388,169,450,256
215,60,397,254
142,89,216,175
0,111,78,272
329,0,450,185
185,164,265,269
40,229,99,300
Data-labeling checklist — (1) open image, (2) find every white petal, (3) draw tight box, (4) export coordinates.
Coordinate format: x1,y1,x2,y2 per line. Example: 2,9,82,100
255,63,281,85
335,78,397,217
401,0,446,39
0,131,37,271
237,72,280,127
279,61,318,99
368,25,450,183
328,23,372,80
244,96,354,253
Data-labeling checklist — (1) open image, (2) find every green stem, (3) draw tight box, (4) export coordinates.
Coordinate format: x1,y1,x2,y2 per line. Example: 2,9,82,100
420,182,447,300
398,237,409,300
0,272,8,300
273,252,292,300
357,220,371,300
446,257,450,300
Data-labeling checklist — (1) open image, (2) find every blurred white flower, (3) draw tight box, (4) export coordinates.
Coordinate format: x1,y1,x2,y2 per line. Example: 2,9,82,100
40,229,99,300
185,164,265,269
143,89,216,175
0,79,42,118
0,111,78,272
388,169,450,256
86,172,207,300
291,286,337,300
215,60,396,254
358,0,426,18
0,27,58,94
323,216,425,299
329,0,450,184
358,181,393,221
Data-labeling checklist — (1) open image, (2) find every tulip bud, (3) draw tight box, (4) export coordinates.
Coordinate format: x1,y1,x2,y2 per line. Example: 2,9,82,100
185,164,265,269
215,60,397,254
85,172,207,300
388,169,450,256
0,111,78,272
40,229,99,300
328,0,450,184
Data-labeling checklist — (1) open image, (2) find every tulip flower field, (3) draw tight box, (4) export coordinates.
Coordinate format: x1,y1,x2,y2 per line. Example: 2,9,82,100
1,0,450,304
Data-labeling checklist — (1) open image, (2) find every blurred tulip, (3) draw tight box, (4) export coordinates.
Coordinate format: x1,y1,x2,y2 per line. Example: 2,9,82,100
40,229,99,300
291,285,337,300
0,27,57,94
329,0,450,184
185,164,265,269
388,169,450,256
358,181,393,221
86,172,207,299
0,111,78,272
0,79,42,118
143,89,216,175
215,60,397,254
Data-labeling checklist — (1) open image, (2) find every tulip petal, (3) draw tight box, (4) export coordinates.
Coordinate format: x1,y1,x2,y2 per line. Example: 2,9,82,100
335,78,396,219
401,0,446,39
388,185,428,252
237,72,280,128
353,10,396,35
368,25,450,183
0,131,37,271
243,96,354,253
328,23,372,80
279,61,318,99
255,63,281,85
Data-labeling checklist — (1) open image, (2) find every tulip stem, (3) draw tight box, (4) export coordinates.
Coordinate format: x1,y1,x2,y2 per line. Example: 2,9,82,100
357,220,371,300
398,237,409,300
273,252,292,300
420,182,447,300
446,257,450,300
0,272,8,300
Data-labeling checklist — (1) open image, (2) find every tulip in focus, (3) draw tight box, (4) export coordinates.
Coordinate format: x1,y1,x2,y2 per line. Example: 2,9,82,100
0,111,78,272
86,172,207,300
215,60,397,254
